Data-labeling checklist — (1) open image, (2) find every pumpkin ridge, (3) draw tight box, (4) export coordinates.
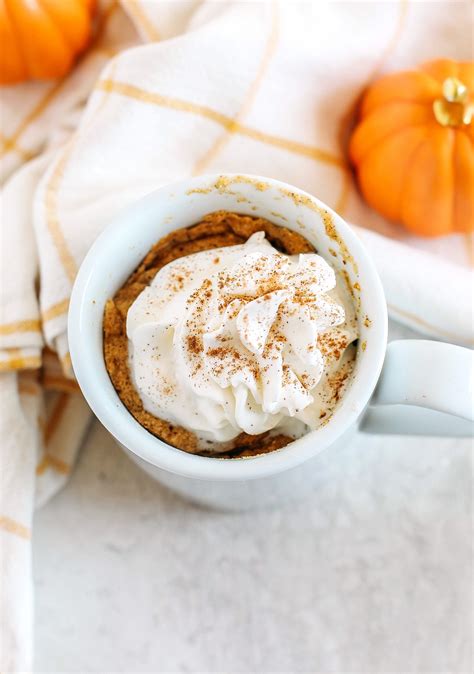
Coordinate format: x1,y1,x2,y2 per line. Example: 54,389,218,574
37,0,91,53
357,126,430,221
350,101,433,163
447,128,456,234
364,95,442,111
354,122,429,165
358,100,430,123
361,72,440,116
399,134,432,227
452,131,473,234
462,128,474,150
3,0,28,77
400,128,456,236
5,0,41,78
4,0,66,79
36,0,72,52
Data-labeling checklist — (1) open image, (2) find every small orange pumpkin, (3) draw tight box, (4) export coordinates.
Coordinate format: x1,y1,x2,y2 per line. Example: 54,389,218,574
0,0,96,85
349,59,474,237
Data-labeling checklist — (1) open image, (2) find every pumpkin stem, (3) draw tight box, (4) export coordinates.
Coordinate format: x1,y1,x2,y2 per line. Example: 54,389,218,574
433,76,473,127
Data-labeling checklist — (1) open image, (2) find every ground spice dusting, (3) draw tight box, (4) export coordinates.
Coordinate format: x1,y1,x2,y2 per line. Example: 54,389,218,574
327,368,350,403
317,331,349,363
103,211,356,458
187,335,202,355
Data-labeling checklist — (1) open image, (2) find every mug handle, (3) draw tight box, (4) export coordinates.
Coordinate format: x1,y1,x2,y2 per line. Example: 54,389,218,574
360,340,474,437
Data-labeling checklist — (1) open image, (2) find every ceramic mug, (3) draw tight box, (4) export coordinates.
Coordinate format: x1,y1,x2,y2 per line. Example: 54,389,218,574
68,174,473,510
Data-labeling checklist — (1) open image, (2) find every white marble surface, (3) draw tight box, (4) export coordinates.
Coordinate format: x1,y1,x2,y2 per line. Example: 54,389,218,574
33,328,472,673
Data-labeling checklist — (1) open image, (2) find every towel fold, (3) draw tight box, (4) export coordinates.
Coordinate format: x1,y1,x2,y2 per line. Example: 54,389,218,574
0,1,472,670
353,226,473,346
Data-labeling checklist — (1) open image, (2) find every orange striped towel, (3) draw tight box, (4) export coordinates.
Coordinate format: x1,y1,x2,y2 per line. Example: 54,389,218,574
0,1,473,670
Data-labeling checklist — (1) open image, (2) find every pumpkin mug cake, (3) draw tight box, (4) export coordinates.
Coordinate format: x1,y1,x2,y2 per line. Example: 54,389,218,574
103,211,358,458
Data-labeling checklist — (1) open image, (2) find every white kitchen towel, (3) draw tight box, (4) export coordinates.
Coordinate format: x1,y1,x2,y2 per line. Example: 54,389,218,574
0,1,473,671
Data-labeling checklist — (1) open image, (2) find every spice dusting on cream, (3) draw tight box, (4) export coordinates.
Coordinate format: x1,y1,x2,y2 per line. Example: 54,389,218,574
126,230,358,449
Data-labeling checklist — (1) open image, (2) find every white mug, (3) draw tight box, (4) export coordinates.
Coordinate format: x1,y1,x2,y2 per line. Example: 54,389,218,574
68,174,473,510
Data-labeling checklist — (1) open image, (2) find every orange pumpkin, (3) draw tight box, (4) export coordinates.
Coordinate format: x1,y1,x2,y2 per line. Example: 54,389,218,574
349,59,474,237
0,0,96,85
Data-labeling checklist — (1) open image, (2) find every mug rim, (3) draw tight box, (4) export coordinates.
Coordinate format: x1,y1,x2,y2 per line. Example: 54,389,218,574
68,173,388,481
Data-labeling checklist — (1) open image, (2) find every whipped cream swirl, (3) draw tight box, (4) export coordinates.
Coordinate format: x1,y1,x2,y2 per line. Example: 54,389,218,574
127,232,356,445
